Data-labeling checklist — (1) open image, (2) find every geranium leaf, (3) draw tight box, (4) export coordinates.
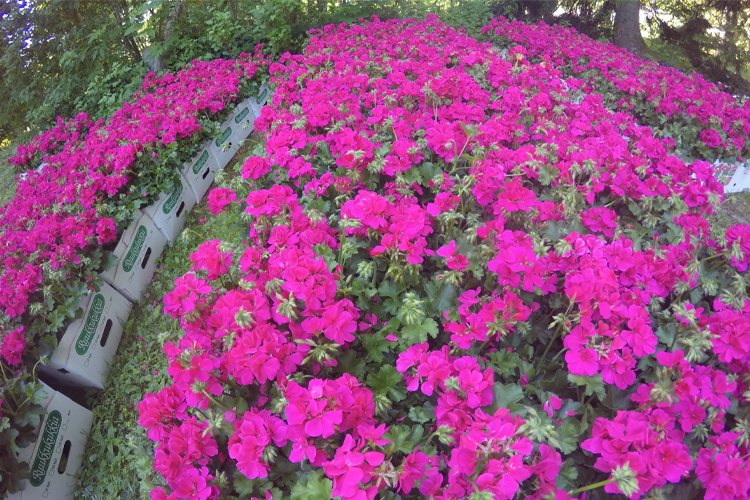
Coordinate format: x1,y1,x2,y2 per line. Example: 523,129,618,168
484,382,524,414
290,470,332,500
366,364,406,402
567,373,605,401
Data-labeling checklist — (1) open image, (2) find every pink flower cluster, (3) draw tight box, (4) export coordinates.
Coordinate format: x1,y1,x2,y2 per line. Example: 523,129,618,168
482,17,750,163
583,349,742,498
341,191,435,265
395,344,554,499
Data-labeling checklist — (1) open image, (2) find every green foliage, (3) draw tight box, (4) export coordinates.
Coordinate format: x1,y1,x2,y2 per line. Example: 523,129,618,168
643,0,750,95
0,368,47,496
440,0,492,39
289,470,333,500
366,364,407,402
483,382,524,414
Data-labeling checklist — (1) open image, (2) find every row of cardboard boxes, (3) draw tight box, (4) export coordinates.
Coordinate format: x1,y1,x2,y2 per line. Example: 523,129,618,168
11,87,269,500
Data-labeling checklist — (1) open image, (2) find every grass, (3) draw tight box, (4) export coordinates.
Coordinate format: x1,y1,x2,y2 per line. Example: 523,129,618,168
716,190,750,227
74,145,250,500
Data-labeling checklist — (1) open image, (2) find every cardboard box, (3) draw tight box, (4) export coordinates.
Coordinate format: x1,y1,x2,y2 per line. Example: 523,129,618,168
40,282,132,389
719,161,750,194
142,172,198,245
99,210,168,302
180,145,219,201
18,163,47,182
231,97,256,142
209,118,240,170
9,384,94,500
250,84,271,117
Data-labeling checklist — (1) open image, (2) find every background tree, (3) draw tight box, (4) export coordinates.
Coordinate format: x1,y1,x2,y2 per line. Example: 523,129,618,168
614,0,648,55
0,0,748,148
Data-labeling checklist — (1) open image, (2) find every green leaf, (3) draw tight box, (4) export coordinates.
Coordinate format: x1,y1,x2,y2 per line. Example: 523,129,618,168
538,162,553,185
567,373,606,401
484,382,524,414
400,318,440,349
366,365,406,402
425,281,455,315
408,402,436,424
400,324,428,346
360,332,390,363
486,349,523,375
421,318,439,338
384,424,424,455
233,473,257,496
554,423,579,454
290,470,333,500
557,458,579,490
378,279,401,299
336,349,366,379
379,491,403,500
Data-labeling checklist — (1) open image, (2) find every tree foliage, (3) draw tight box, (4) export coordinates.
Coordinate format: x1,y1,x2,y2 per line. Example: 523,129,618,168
0,0,748,146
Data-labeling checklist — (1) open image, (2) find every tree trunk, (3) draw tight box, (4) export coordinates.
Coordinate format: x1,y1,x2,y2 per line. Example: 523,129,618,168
164,1,185,40
613,0,647,56
317,0,326,14
226,0,238,21
111,3,143,62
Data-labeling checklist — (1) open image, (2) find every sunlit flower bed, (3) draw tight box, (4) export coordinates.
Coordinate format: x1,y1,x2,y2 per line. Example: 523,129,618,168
482,17,750,166
142,15,750,500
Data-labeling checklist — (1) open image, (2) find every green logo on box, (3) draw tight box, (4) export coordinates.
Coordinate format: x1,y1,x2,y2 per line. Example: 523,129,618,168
30,410,62,487
215,127,232,148
163,182,183,215
234,107,250,124
257,88,268,105
192,150,209,175
76,294,105,355
123,225,147,273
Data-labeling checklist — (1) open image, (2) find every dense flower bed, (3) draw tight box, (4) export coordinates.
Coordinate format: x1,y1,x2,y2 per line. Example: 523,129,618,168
1,57,263,362
139,15,750,500
22,13,749,500
0,55,266,497
481,17,750,167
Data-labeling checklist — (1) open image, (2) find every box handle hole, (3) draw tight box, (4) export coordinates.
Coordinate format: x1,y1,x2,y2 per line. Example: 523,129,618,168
100,319,113,347
176,202,185,218
57,440,72,474
202,168,210,179
141,248,152,270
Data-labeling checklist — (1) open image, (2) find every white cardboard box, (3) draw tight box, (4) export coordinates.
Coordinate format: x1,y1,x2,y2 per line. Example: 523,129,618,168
142,172,198,245
9,384,93,500
250,84,271,117
100,210,168,302
231,97,256,142
209,118,240,169
720,161,750,194
180,145,219,201
40,282,132,389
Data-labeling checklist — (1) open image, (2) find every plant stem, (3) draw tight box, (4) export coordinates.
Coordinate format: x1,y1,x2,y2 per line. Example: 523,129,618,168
700,250,729,264
570,477,617,494
535,323,561,371
203,391,233,413
550,347,567,364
